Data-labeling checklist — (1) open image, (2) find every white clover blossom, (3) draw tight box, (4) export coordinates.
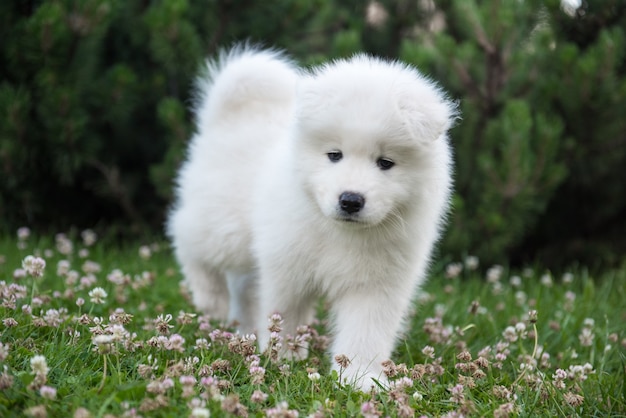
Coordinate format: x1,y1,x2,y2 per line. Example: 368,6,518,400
81,229,98,246
17,227,31,241
579,328,594,347
107,269,127,285
562,272,574,284
0,343,9,362
93,334,114,345
503,326,518,343
39,385,57,400
422,345,435,359
510,276,522,287
540,273,553,287
464,255,479,270
190,407,210,418
445,262,463,279
139,245,152,260
56,260,71,277
307,371,321,382
486,265,503,283
88,287,108,304
82,260,101,274
30,355,49,376
55,233,74,255
22,255,46,278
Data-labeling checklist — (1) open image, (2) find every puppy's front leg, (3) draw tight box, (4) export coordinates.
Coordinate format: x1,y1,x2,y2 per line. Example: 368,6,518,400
256,275,316,360
330,285,412,391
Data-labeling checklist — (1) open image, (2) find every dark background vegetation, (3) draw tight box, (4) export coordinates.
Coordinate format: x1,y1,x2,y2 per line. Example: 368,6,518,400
1,0,625,270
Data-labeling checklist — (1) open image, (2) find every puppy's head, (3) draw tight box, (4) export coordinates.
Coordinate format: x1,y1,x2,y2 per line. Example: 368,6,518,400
294,55,456,227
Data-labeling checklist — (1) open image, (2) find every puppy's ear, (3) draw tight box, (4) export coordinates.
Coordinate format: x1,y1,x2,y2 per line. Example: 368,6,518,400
399,96,457,143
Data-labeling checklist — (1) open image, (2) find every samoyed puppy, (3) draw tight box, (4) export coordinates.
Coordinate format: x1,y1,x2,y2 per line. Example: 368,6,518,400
168,45,456,390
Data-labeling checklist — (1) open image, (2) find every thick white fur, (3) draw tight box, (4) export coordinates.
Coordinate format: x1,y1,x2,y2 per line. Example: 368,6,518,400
168,46,455,390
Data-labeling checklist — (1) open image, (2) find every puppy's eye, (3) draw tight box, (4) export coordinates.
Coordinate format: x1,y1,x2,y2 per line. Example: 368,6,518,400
377,157,395,170
327,151,343,162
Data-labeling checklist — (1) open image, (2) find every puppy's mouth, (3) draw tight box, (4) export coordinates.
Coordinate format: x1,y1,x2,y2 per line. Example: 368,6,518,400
334,212,367,224
339,217,359,223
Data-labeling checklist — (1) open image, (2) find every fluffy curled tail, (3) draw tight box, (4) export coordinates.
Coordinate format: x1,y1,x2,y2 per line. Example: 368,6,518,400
193,45,299,129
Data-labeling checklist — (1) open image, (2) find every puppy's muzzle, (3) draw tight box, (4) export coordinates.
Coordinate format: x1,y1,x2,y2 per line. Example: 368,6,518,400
339,192,365,214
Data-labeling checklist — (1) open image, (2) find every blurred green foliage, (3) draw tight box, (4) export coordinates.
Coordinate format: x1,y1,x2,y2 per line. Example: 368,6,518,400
1,0,624,268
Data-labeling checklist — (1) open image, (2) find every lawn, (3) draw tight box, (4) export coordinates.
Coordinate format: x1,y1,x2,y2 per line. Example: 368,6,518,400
0,229,624,417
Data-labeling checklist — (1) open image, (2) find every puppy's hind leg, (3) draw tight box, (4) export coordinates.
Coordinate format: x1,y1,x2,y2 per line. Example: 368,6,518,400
181,261,229,321
226,271,258,335
256,280,316,360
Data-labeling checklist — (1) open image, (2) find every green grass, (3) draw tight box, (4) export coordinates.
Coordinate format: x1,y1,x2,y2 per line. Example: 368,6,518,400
0,232,624,417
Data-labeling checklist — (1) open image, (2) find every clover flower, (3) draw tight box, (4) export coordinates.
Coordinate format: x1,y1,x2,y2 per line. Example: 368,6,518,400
56,260,71,277
578,318,595,347
251,390,268,403
494,402,515,418
0,343,9,362
65,270,79,286
221,393,248,417
81,229,98,247
22,256,46,278
486,265,503,283
166,334,186,352
39,385,57,400
0,366,14,390
30,355,49,377
42,309,64,327
17,227,31,241
2,318,18,328
190,407,210,418
249,362,266,385
307,369,320,382
93,334,114,354
445,262,463,279
82,261,101,274
268,313,283,333
155,314,174,335
180,375,197,398
559,293,574,314
449,384,465,403
568,363,594,382
464,255,479,270
563,392,584,407
12,268,27,280
55,233,74,255
146,377,174,395
361,400,382,418
177,311,197,325
194,338,210,350
265,401,299,418
552,368,567,389
88,287,108,304
540,273,553,287
106,269,128,285
139,245,152,260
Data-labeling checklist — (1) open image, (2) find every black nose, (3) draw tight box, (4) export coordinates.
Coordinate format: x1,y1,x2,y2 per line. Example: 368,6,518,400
339,192,365,214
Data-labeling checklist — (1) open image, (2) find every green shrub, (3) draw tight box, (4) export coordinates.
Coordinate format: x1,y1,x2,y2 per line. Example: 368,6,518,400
1,0,625,268
400,0,626,266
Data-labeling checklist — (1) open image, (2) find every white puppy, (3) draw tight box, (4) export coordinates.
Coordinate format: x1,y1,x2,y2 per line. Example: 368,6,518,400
168,46,456,390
